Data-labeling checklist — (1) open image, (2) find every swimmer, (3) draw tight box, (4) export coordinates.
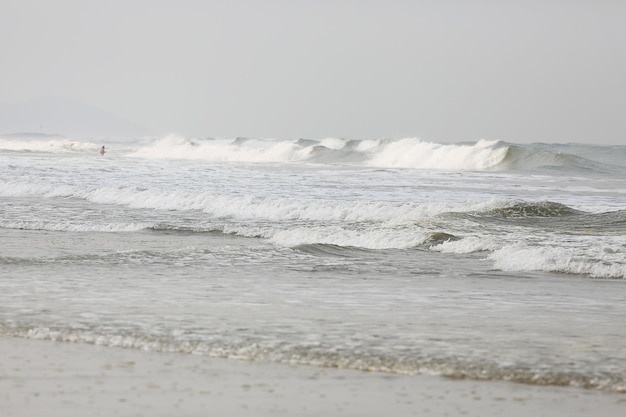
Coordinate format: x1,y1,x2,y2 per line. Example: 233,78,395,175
100,146,105,156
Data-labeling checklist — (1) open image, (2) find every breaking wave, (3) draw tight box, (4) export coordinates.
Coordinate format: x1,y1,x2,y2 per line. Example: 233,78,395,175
486,201,584,217
489,243,626,279
126,136,607,171
0,137,100,152
1,175,623,278
3,134,606,172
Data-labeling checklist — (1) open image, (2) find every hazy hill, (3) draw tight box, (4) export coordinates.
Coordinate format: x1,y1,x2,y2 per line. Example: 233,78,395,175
0,97,151,138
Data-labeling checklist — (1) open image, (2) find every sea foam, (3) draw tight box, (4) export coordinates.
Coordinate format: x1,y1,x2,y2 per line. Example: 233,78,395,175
126,135,603,172
0,138,99,152
2,134,602,172
489,243,626,279
128,136,514,170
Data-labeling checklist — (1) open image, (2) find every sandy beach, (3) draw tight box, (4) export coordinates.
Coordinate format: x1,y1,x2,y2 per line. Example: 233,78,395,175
1,337,624,417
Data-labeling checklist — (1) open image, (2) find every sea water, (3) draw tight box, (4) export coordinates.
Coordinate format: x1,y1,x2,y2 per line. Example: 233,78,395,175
1,135,625,392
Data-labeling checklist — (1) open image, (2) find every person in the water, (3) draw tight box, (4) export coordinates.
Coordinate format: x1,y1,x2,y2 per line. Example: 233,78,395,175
100,146,105,156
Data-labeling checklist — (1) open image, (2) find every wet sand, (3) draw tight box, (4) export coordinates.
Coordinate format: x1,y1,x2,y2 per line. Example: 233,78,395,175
1,337,624,417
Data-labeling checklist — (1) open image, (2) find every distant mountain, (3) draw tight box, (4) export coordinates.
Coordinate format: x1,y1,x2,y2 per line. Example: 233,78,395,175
0,97,152,138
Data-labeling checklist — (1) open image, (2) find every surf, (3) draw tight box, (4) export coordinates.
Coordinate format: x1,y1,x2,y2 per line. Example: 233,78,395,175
2,133,615,173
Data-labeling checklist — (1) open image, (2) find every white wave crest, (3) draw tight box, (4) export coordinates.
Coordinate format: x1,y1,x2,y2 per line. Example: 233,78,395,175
270,226,430,249
489,243,626,279
431,236,501,254
366,138,509,170
0,138,99,152
129,135,310,163
126,135,511,171
1,179,480,225
0,220,151,233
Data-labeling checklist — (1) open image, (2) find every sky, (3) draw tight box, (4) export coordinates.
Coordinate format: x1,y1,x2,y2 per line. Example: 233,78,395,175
1,0,625,144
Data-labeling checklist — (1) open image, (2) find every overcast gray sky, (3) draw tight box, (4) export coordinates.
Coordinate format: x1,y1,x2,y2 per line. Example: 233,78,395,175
1,0,625,144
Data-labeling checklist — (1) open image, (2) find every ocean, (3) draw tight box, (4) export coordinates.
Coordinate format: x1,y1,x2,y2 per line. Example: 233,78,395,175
1,135,625,393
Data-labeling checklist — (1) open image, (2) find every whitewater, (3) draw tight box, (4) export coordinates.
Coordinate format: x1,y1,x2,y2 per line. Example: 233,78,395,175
1,135,625,393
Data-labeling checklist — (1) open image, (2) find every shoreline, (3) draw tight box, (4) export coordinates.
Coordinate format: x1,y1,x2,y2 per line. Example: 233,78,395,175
1,336,624,417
